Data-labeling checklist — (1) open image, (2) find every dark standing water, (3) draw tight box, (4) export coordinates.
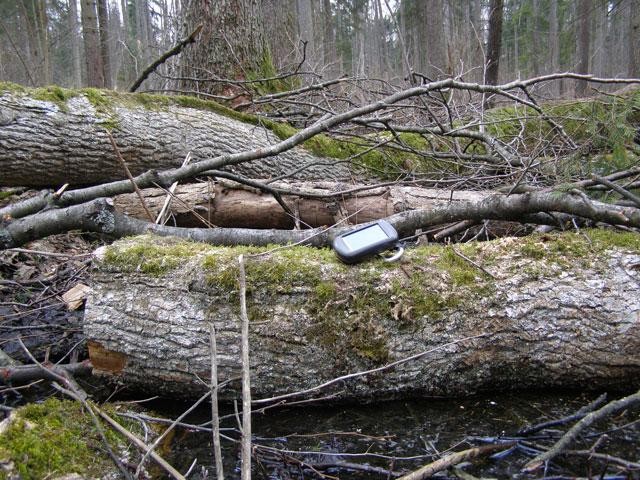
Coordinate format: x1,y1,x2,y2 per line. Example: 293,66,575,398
157,391,640,479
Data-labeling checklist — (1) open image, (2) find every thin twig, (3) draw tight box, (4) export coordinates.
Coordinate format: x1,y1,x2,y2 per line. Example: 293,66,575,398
397,442,516,480
16,338,133,480
129,24,203,92
592,174,640,208
517,393,608,435
210,322,225,479
450,245,496,279
156,152,193,225
135,390,211,476
6,248,92,259
97,407,186,480
238,254,252,480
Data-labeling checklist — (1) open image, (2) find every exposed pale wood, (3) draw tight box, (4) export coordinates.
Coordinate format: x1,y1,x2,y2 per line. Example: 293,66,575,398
113,181,489,228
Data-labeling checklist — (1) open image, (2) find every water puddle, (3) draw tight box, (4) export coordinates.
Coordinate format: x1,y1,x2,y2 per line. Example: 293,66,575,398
153,391,640,479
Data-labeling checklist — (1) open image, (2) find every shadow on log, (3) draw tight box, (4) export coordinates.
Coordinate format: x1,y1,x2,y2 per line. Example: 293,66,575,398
83,231,640,402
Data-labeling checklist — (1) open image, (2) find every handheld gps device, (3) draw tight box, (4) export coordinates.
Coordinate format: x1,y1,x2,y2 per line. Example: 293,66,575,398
332,220,403,264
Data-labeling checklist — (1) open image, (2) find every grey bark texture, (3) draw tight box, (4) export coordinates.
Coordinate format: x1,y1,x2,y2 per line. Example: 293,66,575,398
486,0,503,86
179,0,265,94
84,233,640,402
575,0,591,97
0,90,349,187
80,0,104,88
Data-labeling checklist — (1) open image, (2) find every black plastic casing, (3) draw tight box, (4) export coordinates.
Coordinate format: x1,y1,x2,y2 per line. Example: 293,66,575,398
332,220,399,264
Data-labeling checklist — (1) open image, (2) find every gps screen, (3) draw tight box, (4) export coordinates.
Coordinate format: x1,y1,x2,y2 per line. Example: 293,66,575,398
341,224,389,251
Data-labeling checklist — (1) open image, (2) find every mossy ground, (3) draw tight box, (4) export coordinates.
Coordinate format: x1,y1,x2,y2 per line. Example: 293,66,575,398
0,398,135,480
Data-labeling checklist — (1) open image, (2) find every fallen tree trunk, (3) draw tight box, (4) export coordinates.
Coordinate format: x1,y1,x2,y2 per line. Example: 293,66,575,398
84,232,640,402
0,86,348,187
114,180,489,228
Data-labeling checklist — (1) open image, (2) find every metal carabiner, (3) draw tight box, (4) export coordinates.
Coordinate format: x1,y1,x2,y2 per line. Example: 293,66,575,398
380,245,404,263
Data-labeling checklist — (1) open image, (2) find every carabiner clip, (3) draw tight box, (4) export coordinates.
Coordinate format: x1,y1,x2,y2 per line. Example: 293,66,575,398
380,245,404,263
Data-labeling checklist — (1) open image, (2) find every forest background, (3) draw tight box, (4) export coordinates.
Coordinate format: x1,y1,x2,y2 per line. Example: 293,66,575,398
1,0,639,99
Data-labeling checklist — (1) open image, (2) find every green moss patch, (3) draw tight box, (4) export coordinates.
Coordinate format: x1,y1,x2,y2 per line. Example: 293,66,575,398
516,229,640,267
203,244,343,293
0,399,123,480
102,235,211,276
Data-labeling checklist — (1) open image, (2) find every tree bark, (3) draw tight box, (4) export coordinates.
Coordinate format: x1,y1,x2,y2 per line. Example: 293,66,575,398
486,0,503,86
630,0,640,78
548,0,560,96
575,0,591,97
179,0,265,94
0,89,348,187
80,0,104,87
422,0,446,79
97,0,112,89
84,233,640,402
68,0,83,88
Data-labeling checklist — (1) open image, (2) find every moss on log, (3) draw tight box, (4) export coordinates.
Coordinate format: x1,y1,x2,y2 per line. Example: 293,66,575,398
84,231,640,402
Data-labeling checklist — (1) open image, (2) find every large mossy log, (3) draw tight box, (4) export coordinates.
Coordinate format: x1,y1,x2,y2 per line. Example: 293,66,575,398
0,85,348,187
84,231,640,402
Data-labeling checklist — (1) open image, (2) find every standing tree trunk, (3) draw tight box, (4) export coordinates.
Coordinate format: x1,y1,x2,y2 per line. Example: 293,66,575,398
18,0,51,85
135,0,152,66
422,0,446,79
322,0,336,75
548,0,560,96
593,0,608,77
629,0,640,78
68,0,83,87
80,0,104,87
486,0,503,86
530,0,541,76
97,0,112,89
296,0,315,71
34,0,51,85
179,0,266,95
575,0,591,97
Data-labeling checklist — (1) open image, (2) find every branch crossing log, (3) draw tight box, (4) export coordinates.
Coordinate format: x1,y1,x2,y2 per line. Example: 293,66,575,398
84,231,640,401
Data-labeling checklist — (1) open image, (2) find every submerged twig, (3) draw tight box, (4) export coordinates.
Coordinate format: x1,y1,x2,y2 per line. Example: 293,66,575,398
523,389,640,472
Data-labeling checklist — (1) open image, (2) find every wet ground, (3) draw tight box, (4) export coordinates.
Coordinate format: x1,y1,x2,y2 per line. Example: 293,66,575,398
159,391,640,479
